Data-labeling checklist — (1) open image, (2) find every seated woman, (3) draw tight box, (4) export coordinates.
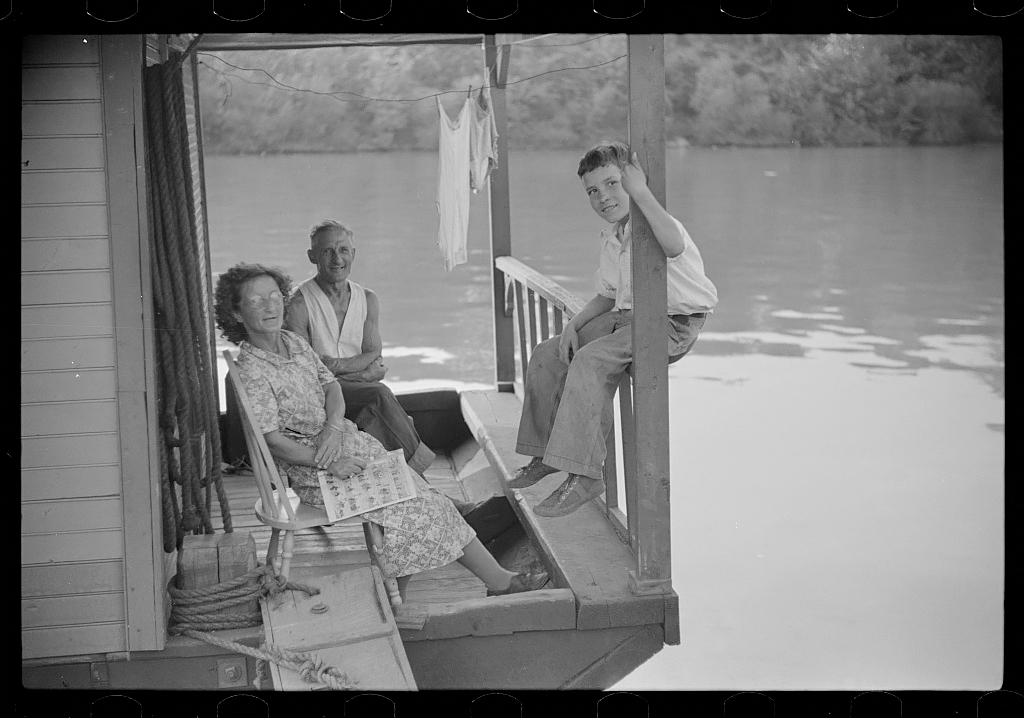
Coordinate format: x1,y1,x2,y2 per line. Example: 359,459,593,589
214,262,548,599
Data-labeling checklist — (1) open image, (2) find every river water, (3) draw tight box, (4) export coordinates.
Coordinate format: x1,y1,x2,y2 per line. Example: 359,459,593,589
206,146,1003,690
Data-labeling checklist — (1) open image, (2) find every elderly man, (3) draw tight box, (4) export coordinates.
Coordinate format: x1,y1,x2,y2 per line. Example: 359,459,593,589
284,220,479,511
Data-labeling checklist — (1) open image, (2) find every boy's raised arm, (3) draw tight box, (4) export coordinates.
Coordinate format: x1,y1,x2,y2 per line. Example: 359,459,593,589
620,152,686,259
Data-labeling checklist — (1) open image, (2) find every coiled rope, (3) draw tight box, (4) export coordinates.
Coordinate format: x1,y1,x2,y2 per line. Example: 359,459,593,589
144,50,231,551
168,565,358,691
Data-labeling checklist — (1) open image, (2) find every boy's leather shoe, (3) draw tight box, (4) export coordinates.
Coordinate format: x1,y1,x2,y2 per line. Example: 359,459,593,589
508,457,559,488
533,474,605,517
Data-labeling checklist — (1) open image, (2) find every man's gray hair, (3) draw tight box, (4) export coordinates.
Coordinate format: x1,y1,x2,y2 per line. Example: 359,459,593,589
309,219,354,248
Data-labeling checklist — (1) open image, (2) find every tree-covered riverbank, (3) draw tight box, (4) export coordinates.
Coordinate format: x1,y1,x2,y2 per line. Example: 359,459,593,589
196,34,1002,154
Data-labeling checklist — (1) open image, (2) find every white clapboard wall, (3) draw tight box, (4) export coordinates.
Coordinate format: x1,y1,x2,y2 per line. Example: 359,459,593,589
22,34,168,660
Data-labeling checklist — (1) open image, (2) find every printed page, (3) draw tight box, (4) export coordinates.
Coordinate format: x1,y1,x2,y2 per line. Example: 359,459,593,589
318,449,418,521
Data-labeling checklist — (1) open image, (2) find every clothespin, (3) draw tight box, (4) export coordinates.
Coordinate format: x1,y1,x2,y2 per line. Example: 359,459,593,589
467,85,472,99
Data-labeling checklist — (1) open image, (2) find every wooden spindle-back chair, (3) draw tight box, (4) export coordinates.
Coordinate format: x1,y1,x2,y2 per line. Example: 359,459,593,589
223,350,402,607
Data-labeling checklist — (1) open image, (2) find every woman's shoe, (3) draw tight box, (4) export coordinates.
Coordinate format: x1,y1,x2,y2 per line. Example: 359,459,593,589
486,570,549,597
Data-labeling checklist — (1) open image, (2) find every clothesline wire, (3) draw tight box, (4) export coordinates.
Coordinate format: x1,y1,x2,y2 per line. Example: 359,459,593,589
196,51,626,108
507,33,614,48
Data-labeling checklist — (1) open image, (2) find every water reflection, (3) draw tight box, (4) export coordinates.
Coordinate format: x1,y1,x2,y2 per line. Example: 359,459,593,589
206,145,1003,689
208,145,1003,404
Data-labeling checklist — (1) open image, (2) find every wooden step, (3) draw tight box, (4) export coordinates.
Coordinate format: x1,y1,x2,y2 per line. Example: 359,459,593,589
460,390,667,631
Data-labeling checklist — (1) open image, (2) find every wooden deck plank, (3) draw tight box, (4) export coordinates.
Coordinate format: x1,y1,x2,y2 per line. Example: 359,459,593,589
460,390,665,631
395,588,576,641
263,566,416,691
263,568,392,651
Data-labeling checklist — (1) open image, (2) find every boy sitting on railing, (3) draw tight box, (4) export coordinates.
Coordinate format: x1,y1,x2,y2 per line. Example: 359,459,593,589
511,140,718,517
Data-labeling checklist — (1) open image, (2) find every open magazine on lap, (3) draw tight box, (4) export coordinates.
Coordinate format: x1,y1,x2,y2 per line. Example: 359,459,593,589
317,449,419,522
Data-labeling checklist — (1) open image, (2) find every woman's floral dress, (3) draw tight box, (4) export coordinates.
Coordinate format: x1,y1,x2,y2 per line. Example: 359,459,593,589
236,330,476,577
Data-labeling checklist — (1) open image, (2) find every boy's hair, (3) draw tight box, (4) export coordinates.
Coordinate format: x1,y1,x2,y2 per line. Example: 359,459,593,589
577,141,630,178
309,219,354,248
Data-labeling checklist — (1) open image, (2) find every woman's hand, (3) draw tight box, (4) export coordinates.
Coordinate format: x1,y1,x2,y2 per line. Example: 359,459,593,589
558,324,579,365
328,455,367,479
313,424,347,469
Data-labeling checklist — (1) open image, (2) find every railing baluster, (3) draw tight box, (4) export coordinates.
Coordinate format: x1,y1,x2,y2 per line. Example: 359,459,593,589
603,425,619,512
504,274,515,317
496,256,650,556
618,375,638,549
526,288,538,351
538,296,550,342
513,280,530,385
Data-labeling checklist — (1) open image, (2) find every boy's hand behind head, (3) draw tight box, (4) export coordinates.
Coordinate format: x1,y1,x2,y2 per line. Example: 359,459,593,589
620,152,649,199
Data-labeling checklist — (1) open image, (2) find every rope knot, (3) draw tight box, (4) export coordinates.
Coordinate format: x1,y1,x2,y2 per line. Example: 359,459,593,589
299,655,326,683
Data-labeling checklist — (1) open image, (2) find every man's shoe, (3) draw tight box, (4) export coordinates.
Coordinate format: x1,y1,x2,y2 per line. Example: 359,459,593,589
486,570,549,597
508,457,559,489
532,474,605,518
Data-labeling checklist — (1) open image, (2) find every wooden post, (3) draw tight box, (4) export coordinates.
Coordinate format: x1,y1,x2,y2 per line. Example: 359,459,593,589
625,35,672,595
485,35,516,392
102,35,165,651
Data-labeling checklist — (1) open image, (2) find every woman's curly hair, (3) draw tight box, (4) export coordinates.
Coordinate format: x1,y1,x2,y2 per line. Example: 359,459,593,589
214,263,293,345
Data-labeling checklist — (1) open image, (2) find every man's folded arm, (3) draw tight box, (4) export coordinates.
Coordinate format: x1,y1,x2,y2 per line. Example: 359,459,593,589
285,289,379,377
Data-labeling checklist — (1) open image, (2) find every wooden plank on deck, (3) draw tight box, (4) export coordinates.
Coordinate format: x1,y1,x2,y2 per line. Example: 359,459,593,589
395,588,576,641
262,565,416,690
460,390,665,631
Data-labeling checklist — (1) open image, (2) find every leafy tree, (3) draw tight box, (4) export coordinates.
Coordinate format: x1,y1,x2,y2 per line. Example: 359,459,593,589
194,34,1002,153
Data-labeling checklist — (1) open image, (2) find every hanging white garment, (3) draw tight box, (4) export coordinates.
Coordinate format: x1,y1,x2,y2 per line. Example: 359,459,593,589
295,277,367,359
436,97,473,271
469,83,499,193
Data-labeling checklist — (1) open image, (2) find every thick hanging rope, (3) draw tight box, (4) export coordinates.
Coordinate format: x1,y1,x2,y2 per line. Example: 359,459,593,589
167,565,358,690
144,51,231,550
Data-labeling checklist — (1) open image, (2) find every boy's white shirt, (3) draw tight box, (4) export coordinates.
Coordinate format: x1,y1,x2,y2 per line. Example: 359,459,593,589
594,216,719,316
